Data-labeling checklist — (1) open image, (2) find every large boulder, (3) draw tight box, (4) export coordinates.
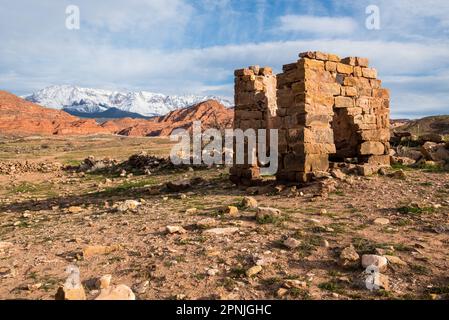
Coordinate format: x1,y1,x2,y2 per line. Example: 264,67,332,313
396,146,423,161
421,142,449,162
419,133,444,144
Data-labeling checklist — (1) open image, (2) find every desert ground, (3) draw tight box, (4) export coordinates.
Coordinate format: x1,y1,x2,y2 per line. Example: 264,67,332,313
0,134,448,300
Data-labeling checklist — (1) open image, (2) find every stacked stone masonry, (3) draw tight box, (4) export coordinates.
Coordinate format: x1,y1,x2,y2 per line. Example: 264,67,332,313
230,51,390,185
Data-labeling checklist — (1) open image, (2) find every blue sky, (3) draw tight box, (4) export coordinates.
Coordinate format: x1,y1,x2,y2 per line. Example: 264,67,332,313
1,0,449,118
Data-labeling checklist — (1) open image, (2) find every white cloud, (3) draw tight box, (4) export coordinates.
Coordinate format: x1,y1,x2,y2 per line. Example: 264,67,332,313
277,15,358,35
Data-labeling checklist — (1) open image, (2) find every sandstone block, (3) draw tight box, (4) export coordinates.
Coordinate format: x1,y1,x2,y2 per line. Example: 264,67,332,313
325,61,337,72
362,67,377,79
341,57,357,66
356,57,369,67
334,96,354,108
359,141,385,155
234,68,253,76
337,63,354,74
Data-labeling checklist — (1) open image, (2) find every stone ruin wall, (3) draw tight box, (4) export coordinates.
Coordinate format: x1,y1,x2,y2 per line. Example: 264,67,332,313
230,51,390,185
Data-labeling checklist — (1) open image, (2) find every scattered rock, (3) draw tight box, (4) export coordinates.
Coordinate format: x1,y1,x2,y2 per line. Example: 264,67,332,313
196,218,218,229
97,274,112,289
277,288,288,297
389,169,406,179
283,237,301,249
207,268,219,276
95,284,136,300
241,196,258,208
203,227,239,236
384,255,407,266
166,180,191,192
246,265,262,277
283,279,307,289
133,280,149,294
373,218,390,225
166,225,186,234
185,208,197,214
256,207,281,223
115,200,140,212
339,245,360,267
226,206,239,216
331,169,346,180
82,244,121,259
67,206,83,214
419,133,444,144
361,254,388,272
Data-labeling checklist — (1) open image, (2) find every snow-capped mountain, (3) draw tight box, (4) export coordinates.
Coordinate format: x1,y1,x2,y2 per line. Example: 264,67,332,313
25,85,233,117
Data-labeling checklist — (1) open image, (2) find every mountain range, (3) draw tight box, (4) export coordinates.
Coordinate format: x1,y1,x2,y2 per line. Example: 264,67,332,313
24,85,233,117
0,90,233,137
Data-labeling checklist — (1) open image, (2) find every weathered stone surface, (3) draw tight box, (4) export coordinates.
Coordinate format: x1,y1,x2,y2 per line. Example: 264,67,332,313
339,245,360,267
361,254,388,272
241,196,258,208
283,237,301,249
373,218,390,225
196,218,218,229
82,245,121,259
95,284,136,300
384,255,407,266
256,207,281,222
359,141,385,155
166,225,186,234
203,227,239,236
246,265,262,277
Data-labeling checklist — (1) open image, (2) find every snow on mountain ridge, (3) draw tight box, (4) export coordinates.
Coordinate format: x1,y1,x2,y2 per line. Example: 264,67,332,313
25,85,233,117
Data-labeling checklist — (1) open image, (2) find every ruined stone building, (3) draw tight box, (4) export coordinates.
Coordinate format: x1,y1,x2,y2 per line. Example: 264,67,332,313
230,51,390,185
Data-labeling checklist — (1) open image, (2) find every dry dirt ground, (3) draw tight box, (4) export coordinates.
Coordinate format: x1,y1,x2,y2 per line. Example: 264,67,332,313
0,135,448,300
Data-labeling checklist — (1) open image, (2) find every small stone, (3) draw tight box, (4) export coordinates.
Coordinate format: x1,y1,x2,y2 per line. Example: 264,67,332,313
166,180,191,192
321,239,330,248
196,218,218,229
320,209,328,215
203,227,239,236
361,254,388,272
166,225,186,234
339,245,360,267
246,265,262,277
277,288,288,297
241,196,258,208
384,255,407,266
373,218,390,225
134,280,149,294
67,206,83,214
82,244,121,259
226,206,239,216
95,284,136,300
185,208,197,214
207,268,219,276
256,207,281,223
283,237,301,249
331,169,346,180
97,274,112,289
390,169,406,179
115,200,140,212
283,279,307,289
